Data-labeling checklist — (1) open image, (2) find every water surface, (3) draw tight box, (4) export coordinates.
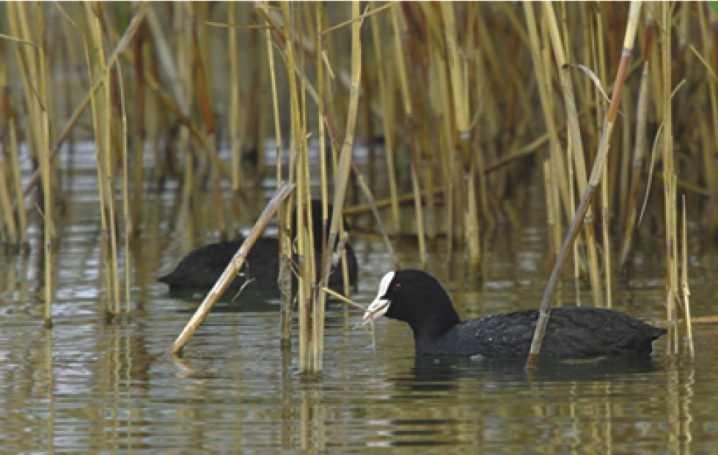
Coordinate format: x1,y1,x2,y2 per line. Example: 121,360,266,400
0,146,716,453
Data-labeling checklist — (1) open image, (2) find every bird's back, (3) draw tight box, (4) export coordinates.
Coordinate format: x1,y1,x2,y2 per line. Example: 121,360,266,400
433,307,665,359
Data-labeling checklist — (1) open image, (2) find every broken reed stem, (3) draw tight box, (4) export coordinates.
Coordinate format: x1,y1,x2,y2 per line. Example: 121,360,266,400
526,2,642,369
321,287,365,311
170,183,295,356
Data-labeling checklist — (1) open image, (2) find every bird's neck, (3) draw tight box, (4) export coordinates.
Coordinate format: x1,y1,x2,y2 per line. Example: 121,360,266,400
409,308,461,344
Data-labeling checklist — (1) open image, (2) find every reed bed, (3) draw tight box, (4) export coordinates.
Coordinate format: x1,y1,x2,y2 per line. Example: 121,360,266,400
0,2,712,370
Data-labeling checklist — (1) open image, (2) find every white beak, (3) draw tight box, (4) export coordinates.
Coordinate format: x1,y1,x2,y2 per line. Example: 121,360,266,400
362,297,390,325
362,271,395,325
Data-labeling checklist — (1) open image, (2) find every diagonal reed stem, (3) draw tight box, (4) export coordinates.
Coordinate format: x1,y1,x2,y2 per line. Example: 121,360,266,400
526,1,643,369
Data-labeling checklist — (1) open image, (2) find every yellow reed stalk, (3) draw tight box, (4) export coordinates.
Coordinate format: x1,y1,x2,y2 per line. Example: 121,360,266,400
369,8,400,232
85,2,121,316
20,7,146,202
0,44,16,245
262,16,293,345
228,3,242,192
116,57,131,312
619,24,653,267
390,5,425,263
315,0,363,373
441,2,480,266
523,3,570,259
8,119,27,245
390,5,411,117
0,158,17,244
680,195,694,357
278,1,312,371
594,8,613,309
661,3,679,355
698,5,718,231
7,3,54,326
314,3,329,369
543,2,603,307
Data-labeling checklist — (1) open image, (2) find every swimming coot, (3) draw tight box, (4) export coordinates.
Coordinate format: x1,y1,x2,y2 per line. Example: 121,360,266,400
363,270,666,359
159,200,358,296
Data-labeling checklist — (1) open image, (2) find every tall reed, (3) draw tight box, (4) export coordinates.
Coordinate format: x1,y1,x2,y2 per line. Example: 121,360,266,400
6,3,54,327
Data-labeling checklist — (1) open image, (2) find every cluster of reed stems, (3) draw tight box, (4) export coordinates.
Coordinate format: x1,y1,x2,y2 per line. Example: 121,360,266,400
1,2,712,370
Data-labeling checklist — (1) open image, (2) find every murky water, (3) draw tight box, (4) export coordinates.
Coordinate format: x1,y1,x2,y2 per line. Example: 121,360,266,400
1,146,717,453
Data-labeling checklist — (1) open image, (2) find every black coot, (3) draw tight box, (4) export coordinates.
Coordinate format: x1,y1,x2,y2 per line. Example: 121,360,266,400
363,270,666,359
159,200,358,296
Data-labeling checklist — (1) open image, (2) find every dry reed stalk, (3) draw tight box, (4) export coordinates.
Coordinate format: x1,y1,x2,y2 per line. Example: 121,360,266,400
7,3,54,326
262,15,293,345
0,159,16,245
369,9,400,232
170,183,295,356
593,10,613,309
680,195,694,357
441,3,479,267
469,10,495,230
174,4,195,230
116,58,131,312
523,3,568,261
390,5,425,264
431,44,456,256
314,3,329,370
314,0,363,373
21,8,146,200
228,3,242,192
191,4,226,238
0,44,17,245
8,119,27,245
527,2,643,368
130,14,146,237
543,3,604,307
351,162,397,266
278,1,313,371
698,5,718,231
85,2,121,317
661,3,679,355
342,189,441,216
619,22,652,267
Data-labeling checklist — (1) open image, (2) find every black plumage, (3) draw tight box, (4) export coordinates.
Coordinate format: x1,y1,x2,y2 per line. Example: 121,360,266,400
363,269,666,360
159,201,358,296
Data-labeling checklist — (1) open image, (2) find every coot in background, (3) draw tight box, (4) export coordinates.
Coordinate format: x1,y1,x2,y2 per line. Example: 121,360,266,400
159,200,358,297
363,270,666,360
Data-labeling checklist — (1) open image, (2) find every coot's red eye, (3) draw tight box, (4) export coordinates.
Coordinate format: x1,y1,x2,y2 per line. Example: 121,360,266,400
394,282,401,290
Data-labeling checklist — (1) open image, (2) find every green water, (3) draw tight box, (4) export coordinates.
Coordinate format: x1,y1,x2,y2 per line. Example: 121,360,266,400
0,147,716,453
